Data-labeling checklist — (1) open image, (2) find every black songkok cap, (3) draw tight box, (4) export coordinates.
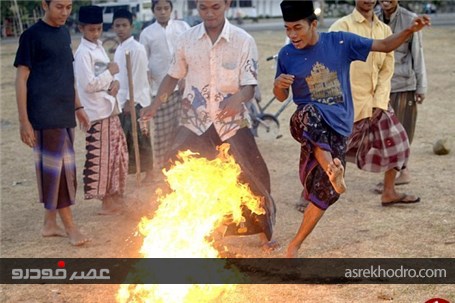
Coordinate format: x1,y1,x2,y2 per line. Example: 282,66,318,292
78,6,103,24
113,9,133,24
280,1,315,22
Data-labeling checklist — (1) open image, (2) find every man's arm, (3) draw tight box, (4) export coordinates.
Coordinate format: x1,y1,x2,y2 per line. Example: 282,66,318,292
15,65,35,147
74,87,90,131
273,74,294,102
140,74,179,120
217,85,255,120
372,15,431,53
373,28,395,108
412,30,427,103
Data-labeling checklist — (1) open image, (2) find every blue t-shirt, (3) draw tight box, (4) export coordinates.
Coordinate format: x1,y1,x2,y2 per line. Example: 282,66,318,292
276,31,372,136
14,20,76,130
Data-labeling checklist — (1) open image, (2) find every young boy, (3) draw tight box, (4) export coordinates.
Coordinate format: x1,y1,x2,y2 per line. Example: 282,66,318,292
139,0,190,179
112,9,153,183
274,1,430,257
74,5,128,215
14,0,90,246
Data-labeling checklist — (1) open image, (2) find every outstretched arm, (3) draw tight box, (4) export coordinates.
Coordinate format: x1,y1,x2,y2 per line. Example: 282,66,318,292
372,15,431,53
140,74,179,120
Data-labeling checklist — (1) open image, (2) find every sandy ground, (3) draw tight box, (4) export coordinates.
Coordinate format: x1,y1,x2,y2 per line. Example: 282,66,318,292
1,26,454,302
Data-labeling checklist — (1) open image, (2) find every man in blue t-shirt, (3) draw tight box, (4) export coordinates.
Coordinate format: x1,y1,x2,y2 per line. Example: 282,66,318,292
14,0,90,246
274,1,430,258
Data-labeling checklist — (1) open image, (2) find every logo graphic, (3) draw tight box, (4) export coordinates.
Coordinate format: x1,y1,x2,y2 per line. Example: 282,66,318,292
11,260,110,281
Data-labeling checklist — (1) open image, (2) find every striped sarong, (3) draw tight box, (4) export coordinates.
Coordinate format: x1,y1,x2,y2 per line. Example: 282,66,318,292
34,128,76,210
346,106,410,172
151,90,182,170
290,104,347,211
389,91,417,144
83,116,128,200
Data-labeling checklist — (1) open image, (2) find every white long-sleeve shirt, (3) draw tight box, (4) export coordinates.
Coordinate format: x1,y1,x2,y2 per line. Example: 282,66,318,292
139,19,190,96
74,37,118,122
114,36,151,109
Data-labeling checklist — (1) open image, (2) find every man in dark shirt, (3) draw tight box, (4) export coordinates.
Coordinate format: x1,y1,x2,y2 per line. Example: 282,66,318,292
14,0,90,246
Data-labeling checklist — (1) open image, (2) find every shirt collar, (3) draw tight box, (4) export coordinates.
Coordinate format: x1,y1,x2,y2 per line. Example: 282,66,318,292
80,37,103,50
196,18,231,43
389,5,400,21
156,18,174,29
353,8,381,25
119,36,135,46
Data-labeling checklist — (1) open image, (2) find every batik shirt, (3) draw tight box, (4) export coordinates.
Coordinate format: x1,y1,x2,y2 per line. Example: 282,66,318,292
168,19,258,141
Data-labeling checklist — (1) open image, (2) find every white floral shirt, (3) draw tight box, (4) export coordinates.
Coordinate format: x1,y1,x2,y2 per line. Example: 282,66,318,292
168,19,258,141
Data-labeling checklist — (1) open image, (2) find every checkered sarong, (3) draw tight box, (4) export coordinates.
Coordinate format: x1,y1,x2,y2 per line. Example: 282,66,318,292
151,91,182,169
346,106,410,172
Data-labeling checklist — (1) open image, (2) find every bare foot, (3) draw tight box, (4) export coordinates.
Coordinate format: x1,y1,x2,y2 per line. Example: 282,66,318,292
258,233,280,252
261,240,281,252
286,243,299,258
327,158,346,194
98,197,123,215
66,228,90,246
41,225,67,237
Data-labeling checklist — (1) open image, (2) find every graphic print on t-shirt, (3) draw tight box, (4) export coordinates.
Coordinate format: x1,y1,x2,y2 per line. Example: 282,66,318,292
305,62,343,105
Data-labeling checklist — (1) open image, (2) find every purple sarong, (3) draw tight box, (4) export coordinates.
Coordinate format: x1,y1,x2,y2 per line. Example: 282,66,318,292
290,104,347,210
34,128,76,210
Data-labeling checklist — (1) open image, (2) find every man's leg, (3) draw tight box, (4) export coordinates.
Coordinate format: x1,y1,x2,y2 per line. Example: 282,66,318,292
58,206,89,246
381,168,419,205
227,128,277,249
42,210,66,237
286,203,325,258
389,91,416,185
314,147,346,194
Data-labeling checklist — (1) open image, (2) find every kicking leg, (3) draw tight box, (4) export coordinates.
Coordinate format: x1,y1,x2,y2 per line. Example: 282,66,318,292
286,203,325,258
314,147,346,194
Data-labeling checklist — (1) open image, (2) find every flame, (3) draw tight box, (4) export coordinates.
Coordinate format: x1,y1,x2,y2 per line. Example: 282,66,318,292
117,143,265,302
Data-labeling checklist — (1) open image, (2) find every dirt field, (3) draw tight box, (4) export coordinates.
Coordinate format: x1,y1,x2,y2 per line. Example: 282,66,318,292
1,25,454,302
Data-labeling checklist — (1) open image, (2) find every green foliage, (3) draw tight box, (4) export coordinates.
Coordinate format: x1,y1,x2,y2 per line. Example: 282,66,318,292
1,0,91,21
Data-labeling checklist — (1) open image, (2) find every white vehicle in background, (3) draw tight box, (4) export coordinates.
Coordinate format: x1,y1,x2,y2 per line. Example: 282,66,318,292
94,1,153,31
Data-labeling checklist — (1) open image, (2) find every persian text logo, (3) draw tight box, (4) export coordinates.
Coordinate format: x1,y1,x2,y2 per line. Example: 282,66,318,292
11,260,110,281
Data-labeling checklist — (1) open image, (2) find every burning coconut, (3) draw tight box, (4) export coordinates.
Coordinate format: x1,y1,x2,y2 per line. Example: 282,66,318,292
117,143,271,302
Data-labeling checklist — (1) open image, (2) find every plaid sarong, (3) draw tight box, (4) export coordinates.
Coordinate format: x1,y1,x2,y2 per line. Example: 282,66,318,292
151,90,182,169
290,104,347,211
34,128,76,210
346,106,410,172
83,116,128,200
